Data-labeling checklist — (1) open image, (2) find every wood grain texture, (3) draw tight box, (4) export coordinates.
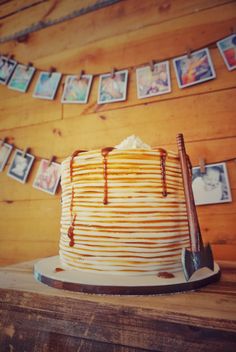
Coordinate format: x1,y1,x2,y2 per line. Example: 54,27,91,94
0,260,235,351
0,88,235,153
0,0,45,18
1,0,233,55
0,0,235,266
0,0,121,41
1,2,236,76
1,48,236,131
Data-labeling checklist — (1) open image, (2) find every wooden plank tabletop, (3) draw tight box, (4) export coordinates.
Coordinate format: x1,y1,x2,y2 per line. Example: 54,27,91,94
0,259,236,352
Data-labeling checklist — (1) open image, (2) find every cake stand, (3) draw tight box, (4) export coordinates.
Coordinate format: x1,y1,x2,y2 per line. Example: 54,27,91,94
34,256,221,295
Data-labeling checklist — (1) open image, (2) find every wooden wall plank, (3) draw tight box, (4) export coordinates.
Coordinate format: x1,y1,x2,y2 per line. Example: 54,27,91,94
0,0,121,41
0,0,45,18
1,48,235,131
0,241,58,264
0,199,60,240
0,75,62,130
181,139,236,166
0,0,231,48
1,89,235,156
0,47,235,130
31,3,236,73
1,2,235,71
212,245,236,261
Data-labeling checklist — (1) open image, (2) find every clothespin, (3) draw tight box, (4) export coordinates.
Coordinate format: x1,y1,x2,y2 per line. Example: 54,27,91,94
149,60,155,72
7,54,14,61
111,67,116,79
78,70,84,80
186,47,192,59
22,147,29,158
49,67,56,78
48,155,56,166
199,158,206,174
26,62,33,71
0,137,7,147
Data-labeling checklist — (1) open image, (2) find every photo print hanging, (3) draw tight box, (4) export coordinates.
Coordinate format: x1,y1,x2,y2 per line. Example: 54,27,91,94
33,159,61,195
0,56,17,85
97,69,128,104
8,63,36,92
7,149,35,184
61,74,93,104
217,34,236,71
33,71,62,100
0,140,13,172
173,48,216,89
192,162,232,205
136,61,171,99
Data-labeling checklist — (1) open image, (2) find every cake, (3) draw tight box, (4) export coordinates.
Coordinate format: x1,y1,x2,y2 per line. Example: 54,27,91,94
59,136,190,276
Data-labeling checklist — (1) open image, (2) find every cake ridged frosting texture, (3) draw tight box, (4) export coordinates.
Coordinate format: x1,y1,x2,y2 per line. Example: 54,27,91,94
59,142,190,275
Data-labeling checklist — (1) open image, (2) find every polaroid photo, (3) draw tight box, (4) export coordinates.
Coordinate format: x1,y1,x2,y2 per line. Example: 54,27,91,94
192,162,232,206
8,63,35,92
33,71,62,100
0,56,17,85
136,61,171,99
7,149,35,184
61,74,93,104
0,141,13,172
217,34,236,71
173,48,216,89
97,69,128,104
33,159,61,195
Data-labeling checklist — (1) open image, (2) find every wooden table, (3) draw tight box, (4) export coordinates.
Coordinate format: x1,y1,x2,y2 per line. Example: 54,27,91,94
0,260,236,352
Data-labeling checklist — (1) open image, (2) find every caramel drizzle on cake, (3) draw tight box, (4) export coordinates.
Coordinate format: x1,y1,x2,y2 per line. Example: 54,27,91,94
101,147,114,205
70,149,87,182
60,145,189,275
159,148,168,197
68,150,87,247
68,214,77,247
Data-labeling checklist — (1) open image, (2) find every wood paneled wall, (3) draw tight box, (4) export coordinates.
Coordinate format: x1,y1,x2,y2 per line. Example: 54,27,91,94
0,0,235,266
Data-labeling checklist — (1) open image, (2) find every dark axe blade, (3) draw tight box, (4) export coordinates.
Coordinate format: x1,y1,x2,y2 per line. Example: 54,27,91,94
182,243,214,281
176,133,215,281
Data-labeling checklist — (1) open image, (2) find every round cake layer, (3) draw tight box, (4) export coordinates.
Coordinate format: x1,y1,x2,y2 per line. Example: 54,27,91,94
59,148,190,275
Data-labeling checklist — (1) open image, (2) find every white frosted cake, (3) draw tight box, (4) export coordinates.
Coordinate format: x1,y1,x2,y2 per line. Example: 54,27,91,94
59,136,190,276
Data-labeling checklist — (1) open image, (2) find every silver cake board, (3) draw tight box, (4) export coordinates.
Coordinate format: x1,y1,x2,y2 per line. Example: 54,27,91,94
34,256,221,295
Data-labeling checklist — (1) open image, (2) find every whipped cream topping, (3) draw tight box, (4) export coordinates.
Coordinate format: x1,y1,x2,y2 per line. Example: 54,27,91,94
115,135,151,150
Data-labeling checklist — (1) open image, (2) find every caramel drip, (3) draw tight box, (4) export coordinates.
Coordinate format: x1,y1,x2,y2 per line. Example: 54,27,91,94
159,148,168,197
157,271,175,279
68,214,77,247
70,149,86,182
101,147,114,205
54,267,65,273
68,150,86,247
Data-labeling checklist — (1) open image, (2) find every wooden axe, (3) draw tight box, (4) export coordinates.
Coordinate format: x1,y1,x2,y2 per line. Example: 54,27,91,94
176,133,214,281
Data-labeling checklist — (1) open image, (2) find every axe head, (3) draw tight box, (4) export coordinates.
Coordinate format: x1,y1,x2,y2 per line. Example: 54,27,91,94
182,243,214,281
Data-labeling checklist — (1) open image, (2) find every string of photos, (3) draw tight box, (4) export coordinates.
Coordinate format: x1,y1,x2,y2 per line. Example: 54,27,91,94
0,136,235,205
0,140,61,195
0,32,235,203
0,34,235,104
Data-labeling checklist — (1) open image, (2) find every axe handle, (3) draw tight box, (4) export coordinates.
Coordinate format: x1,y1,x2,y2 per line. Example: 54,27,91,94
176,133,203,252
